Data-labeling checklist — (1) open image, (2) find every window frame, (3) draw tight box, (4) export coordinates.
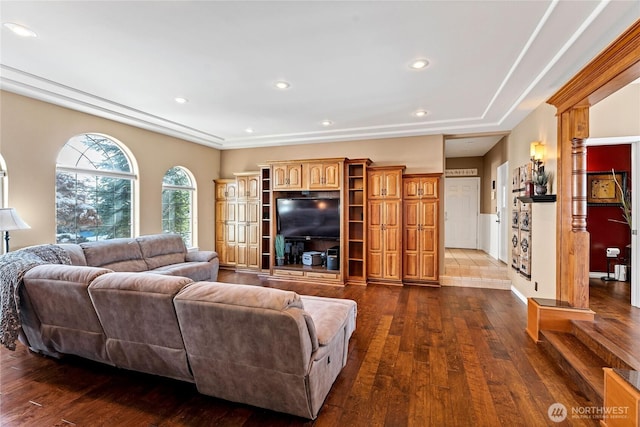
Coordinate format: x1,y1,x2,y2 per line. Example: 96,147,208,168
162,166,196,248
55,133,138,243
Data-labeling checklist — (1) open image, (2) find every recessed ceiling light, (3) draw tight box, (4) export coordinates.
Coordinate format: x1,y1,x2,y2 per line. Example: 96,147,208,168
245,128,254,134
413,109,429,117
321,120,333,127
174,97,188,104
410,59,429,70
274,81,290,90
3,22,37,38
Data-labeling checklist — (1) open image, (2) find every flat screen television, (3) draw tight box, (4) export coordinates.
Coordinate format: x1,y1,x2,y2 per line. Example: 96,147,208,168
276,197,340,240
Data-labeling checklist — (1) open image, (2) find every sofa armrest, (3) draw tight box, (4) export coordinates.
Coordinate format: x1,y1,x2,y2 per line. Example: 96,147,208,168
186,250,218,263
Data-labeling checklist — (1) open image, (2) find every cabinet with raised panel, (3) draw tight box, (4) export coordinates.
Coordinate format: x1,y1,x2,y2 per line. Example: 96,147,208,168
234,172,261,270
214,179,237,267
272,163,304,190
403,174,440,284
368,167,402,199
308,161,341,189
367,166,405,285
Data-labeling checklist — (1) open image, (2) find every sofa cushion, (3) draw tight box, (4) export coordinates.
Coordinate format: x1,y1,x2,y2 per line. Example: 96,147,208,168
22,264,112,363
136,234,186,270
57,244,87,266
88,272,194,382
179,281,303,310
150,262,215,282
80,238,147,272
300,296,357,346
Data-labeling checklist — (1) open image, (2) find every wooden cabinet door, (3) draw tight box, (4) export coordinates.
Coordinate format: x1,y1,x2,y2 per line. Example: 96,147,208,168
403,198,438,281
286,164,304,189
368,170,385,199
236,174,260,199
368,200,401,280
273,164,304,189
419,200,438,280
420,177,438,198
367,200,384,279
273,165,288,189
383,200,401,280
403,200,420,281
403,176,438,199
384,172,402,199
308,163,324,189
403,179,421,199
368,169,402,199
322,162,341,188
309,161,341,190
216,180,237,200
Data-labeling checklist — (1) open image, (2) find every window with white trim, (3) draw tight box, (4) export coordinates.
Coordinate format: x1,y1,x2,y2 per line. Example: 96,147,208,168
56,134,135,243
162,166,195,247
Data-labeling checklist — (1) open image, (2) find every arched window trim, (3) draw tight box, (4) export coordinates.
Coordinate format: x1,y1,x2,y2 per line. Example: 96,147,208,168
55,133,138,243
162,166,197,248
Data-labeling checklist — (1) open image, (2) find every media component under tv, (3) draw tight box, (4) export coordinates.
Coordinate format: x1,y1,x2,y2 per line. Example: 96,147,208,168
276,197,340,240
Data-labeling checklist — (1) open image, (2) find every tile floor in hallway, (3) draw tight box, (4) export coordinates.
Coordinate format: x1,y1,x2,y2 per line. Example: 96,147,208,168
441,248,511,289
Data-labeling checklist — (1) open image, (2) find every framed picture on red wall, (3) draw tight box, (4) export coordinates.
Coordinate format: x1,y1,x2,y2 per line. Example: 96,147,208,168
587,171,626,206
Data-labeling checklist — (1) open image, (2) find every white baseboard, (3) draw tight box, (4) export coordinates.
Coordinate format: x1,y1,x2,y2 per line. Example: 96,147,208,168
510,286,527,305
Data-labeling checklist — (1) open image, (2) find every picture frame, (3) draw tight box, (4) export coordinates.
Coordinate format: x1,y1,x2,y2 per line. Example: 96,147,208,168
587,171,626,206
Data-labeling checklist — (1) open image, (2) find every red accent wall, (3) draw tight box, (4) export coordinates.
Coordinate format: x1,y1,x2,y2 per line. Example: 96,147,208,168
586,144,631,273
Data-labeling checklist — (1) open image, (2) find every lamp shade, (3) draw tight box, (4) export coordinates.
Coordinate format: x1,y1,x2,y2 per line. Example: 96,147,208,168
0,208,30,231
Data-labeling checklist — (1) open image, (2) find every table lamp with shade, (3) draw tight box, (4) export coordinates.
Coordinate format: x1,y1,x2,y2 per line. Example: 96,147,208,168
0,208,30,253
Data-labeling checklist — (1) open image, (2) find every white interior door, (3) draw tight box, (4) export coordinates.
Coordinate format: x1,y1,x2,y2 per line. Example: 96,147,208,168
445,177,479,249
497,162,509,263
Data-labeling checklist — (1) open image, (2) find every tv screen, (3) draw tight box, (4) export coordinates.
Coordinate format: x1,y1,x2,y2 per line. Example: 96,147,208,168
276,198,340,239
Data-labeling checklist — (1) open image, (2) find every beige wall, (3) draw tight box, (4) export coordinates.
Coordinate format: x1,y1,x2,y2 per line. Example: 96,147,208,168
0,91,221,251
482,137,508,214
220,135,445,176
508,103,558,299
591,82,640,138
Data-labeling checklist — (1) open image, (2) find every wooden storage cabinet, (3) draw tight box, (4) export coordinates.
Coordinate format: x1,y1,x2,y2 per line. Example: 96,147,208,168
215,174,261,272
234,172,261,271
367,166,404,285
271,159,344,191
403,175,439,284
308,161,341,189
368,168,402,199
214,179,237,267
236,174,260,199
273,163,304,190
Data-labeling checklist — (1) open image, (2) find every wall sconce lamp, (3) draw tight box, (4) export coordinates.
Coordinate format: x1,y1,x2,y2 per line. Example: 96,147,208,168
0,208,30,253
530,141,545,173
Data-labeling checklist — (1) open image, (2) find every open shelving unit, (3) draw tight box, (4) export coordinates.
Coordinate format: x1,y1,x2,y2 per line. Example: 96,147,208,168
259,165,271,272
345,159,371,284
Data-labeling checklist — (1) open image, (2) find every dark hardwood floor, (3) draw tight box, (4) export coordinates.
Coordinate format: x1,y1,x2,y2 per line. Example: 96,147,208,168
4,270,632,426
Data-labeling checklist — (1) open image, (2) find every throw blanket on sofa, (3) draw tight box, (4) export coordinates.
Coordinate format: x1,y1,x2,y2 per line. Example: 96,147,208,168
0,245,71,350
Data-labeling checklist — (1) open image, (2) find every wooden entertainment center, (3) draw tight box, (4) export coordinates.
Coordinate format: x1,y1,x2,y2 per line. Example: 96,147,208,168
214,157,441,286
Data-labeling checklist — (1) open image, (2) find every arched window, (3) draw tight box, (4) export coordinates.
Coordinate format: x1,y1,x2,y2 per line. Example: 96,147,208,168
56,134,136,243
162,166,195,247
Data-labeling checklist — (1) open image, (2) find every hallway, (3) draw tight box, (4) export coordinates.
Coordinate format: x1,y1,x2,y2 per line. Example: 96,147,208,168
441,248,511,290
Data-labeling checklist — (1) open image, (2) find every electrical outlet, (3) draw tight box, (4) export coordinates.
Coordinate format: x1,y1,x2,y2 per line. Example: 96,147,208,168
534,281,538,291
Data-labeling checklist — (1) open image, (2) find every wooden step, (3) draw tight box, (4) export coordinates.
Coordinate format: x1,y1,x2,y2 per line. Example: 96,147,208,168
539,330,606,405
571,319,640,371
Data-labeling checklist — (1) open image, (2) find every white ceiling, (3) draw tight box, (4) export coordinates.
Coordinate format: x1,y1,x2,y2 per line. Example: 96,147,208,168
1,1,638,154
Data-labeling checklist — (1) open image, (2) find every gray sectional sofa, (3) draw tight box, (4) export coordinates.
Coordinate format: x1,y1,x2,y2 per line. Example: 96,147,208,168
59,233,220,282
15,235,356,419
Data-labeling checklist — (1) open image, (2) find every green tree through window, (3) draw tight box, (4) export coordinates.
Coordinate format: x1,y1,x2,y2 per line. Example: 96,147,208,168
56,134,135,243
162,167,194,247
